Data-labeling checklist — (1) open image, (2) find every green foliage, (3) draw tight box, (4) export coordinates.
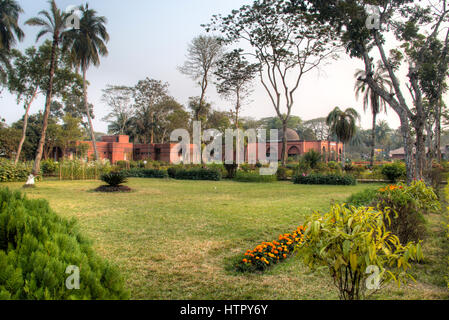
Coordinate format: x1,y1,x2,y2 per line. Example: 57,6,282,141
0,159,33,182
41,159,58,175
121,168,168,179
224,163,238,179
297,204,423,300
302,150,322,169
234,171,277,183
381,162,406,182
100,172,128,187
167,167,222,181
276,167,289,181
0,188,129,300
376,182,440,244
293,173,356,186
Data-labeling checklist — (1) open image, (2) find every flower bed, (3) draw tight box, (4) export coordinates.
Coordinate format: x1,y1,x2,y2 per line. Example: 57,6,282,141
235,226,306,272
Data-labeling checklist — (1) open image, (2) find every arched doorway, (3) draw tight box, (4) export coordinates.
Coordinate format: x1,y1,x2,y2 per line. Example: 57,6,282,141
288,146,301,161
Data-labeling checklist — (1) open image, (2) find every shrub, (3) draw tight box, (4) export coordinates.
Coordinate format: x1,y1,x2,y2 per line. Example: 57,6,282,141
381,162,406,182
376,182,440,244
224,163,238,179
234,171,277,183
41,159,58,176
293,173,356,186
0,188,129,300
302,150,322,169
236,227,306,272
168,167,222,181
0,159,33,182
121,168,168,179
297,204,423,300
276,167,289,181
100,172,128,187
57,160,112,180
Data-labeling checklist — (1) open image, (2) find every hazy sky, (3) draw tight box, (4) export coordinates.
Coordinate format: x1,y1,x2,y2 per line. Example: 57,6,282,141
0,0,403,133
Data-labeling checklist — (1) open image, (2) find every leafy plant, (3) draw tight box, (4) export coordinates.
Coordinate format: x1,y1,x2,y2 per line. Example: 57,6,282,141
121,168,168,179
302,150,322,169
345,188,378,207
381,162,406,182
297,204,423,300
100,172,128,187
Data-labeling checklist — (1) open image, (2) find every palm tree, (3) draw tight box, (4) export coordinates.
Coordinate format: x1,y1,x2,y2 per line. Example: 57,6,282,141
25,0,69,179
354,62,392,168
63,3,109,161
326,107,360,164
0,0,23,84
0,0,24,51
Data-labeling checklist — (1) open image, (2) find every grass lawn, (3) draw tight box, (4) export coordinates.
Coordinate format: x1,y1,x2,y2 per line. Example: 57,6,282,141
2,178,448,300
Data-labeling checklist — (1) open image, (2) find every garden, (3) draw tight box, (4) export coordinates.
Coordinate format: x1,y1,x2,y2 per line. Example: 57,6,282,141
1,173,448,300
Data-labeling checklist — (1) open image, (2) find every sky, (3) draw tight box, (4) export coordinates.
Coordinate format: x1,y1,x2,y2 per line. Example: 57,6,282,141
0,0,403,134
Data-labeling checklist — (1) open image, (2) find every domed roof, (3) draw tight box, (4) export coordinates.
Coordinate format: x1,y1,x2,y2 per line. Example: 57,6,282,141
282,128,300,141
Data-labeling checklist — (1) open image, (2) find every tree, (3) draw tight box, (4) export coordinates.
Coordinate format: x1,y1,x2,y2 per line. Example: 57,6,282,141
179,35,224,121
326,107,361,164
206,0,338,165
102,85,134,135
214,49,259,129
55,115,84,156
63,3,109,161
25,0,70,179
132,78,170,144
355,61,392,167
302,118,330,141
0,0,23,51
293,0,449,182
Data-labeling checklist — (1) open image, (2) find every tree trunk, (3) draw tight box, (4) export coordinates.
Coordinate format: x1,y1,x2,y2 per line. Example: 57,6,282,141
399,116,414,184
415,122,426,181
370,111,377,169
281,120,288,166
32,36,58,178
15,89,37,165
82,64,99,161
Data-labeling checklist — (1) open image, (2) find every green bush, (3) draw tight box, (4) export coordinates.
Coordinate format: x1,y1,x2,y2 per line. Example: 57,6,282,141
41,160,58,176
0,159,33,182
276,167,289,181
224,163,238,179
376,182,440,244
168,167,222,181
293,173,356,186
121,168,168,179
381,162,406,182
0,188,129,300
302,150,322,169
234,171,277,183
100,172,128,187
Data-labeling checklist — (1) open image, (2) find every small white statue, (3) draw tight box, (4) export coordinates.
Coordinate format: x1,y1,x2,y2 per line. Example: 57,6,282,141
25,174,35,186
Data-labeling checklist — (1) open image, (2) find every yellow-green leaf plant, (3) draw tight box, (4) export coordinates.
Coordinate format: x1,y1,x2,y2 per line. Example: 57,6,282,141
296,204,423,300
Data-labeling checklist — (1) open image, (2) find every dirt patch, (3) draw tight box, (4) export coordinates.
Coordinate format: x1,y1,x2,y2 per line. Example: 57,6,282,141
94,185,133,193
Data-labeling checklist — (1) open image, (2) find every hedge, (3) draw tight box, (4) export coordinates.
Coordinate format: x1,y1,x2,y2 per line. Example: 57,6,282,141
0,188,129,300
234,171,277,183
121,168,168,179
167,167,222,181
0,159,32,182
293,173,357,186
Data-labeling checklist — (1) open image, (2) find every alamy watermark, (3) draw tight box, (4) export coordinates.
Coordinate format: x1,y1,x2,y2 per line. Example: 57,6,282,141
65,265,80,290
366,5,381,30
170,121,279,175
65,5,81,30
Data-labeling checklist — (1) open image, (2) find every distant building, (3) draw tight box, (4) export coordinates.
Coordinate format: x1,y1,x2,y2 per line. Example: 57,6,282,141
389,146,449,160
64,129,343,164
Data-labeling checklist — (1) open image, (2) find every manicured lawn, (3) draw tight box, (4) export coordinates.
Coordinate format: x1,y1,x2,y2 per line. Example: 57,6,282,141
2,178,448,300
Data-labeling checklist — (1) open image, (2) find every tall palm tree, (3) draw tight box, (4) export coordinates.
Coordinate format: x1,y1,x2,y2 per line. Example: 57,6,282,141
25,0,69,178
0,0,23,84
0,0,24,51
326,107,360,164
63,3,109,161
354,62,392,168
